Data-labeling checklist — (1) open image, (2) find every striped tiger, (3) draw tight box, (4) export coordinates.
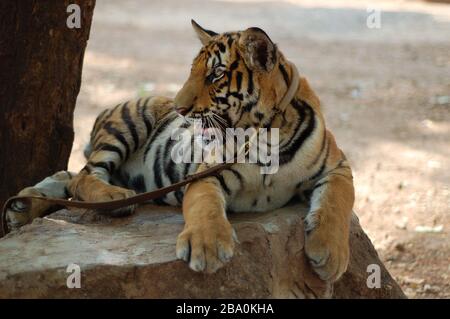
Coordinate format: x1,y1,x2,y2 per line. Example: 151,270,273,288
6,20,354,282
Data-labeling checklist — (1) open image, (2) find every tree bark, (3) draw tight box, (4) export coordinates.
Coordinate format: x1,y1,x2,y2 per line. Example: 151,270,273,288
0,1,95,208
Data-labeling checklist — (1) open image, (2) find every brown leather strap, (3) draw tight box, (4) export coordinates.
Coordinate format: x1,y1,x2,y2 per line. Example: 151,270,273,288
1,162,233,238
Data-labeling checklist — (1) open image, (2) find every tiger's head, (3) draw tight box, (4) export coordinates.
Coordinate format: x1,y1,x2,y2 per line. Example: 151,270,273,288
174,20,297,131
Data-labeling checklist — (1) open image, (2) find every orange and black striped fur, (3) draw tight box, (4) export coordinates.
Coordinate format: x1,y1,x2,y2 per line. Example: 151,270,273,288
7,21,354,282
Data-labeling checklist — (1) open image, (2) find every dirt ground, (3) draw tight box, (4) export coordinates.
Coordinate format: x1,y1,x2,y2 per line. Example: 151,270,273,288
68,0,450,298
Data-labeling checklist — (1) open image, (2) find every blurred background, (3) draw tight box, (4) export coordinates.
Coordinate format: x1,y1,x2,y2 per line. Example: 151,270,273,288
68,0,449,298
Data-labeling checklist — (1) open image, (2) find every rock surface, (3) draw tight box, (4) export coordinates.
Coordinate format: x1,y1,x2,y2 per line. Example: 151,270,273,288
0,204,405,298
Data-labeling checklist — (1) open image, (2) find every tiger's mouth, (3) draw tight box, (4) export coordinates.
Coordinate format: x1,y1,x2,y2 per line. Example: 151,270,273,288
181,109,232,132
174,105,192,116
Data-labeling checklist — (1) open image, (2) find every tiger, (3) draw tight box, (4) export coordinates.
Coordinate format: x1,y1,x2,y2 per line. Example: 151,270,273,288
6,20,355,283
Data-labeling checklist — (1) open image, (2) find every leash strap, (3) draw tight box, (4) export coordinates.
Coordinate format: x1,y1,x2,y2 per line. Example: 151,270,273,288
1,162,233,237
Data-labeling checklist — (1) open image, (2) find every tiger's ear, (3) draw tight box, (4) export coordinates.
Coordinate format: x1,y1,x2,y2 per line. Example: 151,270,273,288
191,19,218,45
238,27,277,72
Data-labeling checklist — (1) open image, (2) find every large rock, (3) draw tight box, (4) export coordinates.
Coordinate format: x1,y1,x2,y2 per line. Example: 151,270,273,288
0,204,405,298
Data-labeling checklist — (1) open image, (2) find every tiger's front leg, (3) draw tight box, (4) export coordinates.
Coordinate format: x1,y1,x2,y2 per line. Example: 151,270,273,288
303,158,355,282
67,170,136,217
176,174,236,273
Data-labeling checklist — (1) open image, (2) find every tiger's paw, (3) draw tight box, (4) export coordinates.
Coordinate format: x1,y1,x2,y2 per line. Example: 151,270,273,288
6,187,52,230
89,185,137,217
176,217,237,274
304,214,350,282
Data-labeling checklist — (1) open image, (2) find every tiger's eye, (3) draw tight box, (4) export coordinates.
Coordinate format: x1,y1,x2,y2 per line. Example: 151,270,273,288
214,67,224,77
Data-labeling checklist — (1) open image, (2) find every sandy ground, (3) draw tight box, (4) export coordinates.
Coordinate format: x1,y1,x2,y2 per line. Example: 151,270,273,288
69,0,450,298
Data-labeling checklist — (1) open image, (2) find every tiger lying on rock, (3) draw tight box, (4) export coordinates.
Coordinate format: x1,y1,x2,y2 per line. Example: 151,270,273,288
6,20,354,282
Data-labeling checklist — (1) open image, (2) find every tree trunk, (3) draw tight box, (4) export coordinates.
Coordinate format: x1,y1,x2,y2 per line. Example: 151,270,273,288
0,1,95,208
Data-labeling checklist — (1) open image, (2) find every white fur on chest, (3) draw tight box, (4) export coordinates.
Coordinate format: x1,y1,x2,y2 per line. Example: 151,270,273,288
227,164,298,212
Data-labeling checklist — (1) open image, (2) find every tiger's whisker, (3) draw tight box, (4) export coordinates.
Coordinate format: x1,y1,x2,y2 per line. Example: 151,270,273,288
211,113,228,126
210,114,226,131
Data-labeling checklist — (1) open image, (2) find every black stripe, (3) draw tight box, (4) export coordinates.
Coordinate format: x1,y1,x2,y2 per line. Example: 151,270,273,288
92,104,121,143
235,71,243,91
243,100,256,112
229,92,243,100
203,28,218,37
218,42,226,53
109,162,116,173
83,165,92,174
153,197,168,206
153,147,164,189
254,111,264,121
92,108,111,138
135,97,142,110
228,168,243,184
279,63,290,86
215,50,222,64
215,97,229,105
183,162,192,178
104,122,131,160
227,35,234,48
278,106,304,151
221,168,243,189
213,174,231,196
144,114,176,160
141,97,153,137
279,100,316,165
180,121,191,129
309,164,326,181
152,147,169,205
164,139,179,184
64,187,71,198
121,102,140,152
229,60,239,71
309,142,330,181
131,174,146,193
312,180,328,191
95,143,124,161
175,190,184,205
92,109,109,137
247,68,254,95
302,189,313,200
217,82,228,90
118,171,130,188
306,129,327,170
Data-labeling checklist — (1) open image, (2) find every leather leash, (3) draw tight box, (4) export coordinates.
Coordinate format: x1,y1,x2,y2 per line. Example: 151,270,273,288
1,162,233,237
1,61,300,239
